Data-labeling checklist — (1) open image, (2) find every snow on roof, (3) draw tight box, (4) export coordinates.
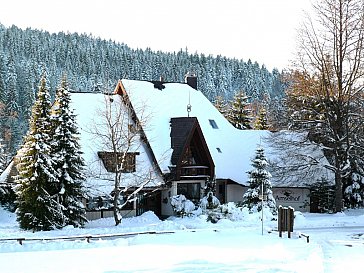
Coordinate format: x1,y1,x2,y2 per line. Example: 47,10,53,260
0,161,14,184
120,79,332,187
69,80,333,192
70,92,163,197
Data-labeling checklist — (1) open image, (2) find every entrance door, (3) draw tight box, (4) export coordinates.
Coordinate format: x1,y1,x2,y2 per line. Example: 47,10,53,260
136,191,162,217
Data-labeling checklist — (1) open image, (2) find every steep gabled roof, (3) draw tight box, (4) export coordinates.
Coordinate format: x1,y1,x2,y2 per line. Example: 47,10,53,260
70,92,164,197
118,79,333,187
170,117,215,179
170,117,196,166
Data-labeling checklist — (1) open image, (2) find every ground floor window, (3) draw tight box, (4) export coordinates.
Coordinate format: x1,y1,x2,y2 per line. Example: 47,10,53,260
177,183,201,203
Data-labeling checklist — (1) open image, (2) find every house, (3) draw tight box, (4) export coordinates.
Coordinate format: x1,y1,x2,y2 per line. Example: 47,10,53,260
70,75,333,219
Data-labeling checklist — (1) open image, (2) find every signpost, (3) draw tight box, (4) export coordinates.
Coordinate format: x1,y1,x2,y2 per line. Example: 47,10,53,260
259,182,267,236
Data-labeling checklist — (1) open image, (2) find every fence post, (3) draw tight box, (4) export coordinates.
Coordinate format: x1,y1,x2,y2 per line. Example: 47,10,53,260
278,206,283,237
278,206,294,239
287,207,292,238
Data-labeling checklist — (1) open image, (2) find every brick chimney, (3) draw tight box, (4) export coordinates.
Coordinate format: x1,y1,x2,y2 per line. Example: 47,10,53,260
184,72,197,90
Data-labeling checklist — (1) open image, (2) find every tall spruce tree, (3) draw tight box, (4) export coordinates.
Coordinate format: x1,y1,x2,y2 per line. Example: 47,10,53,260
214,95,228,119
228,91,252,129
242,147,277,215
15,74,64,231
0,138,6,173
254,108,269,130
51,76,87,227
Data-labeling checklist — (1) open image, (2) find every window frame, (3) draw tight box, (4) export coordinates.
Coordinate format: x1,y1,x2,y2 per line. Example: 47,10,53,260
208,119,219,129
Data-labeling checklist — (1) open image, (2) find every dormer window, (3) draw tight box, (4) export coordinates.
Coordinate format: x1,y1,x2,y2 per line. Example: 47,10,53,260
209,119,218,129
98,151,139,173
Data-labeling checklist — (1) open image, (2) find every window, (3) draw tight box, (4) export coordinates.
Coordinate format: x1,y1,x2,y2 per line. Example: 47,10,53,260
177,183,201,203
98,151,139,173
209,119,219,129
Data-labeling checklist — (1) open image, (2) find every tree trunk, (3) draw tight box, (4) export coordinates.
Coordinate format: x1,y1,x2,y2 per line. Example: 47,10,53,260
113,172,121,226
334,171,343,212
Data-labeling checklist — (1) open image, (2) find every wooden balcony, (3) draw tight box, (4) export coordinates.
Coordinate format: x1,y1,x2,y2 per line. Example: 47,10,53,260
179,165,210,179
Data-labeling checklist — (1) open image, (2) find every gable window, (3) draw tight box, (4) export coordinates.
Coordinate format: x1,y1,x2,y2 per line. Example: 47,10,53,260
177,183,201,204
98,151,139,173
209,119,218,129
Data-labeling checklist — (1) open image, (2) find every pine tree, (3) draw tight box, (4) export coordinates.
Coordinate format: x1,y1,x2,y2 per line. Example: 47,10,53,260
242,147,277,214
0,138,6,173
344,172,364,208
15,74,64,231
213,95,228,119
228,91,252,130
254,108,269,130
51,76,87,227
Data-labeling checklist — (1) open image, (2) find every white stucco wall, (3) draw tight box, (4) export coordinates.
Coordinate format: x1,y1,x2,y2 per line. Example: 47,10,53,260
226,184,246,203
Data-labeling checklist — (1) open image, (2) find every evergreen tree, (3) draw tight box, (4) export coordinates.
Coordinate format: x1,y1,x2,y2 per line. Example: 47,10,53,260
228,91,252,129
242,147,277,215
0,138,6,173
254,108,269,130
0,54,6,106
0,24,287,157
344,172,364,208
51,76,87,227
213,95,228,119
14,74,64,231
309,178,335,212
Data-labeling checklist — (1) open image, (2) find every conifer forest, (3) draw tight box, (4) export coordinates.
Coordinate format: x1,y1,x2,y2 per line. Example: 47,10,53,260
0,24,286,159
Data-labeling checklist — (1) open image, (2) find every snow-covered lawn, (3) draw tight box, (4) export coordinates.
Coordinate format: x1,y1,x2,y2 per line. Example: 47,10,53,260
1,208,364,273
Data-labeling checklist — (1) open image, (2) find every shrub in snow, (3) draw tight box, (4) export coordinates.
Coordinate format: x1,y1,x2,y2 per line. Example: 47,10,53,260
200,192,220,211
205,202,247,223
309,178,335,213
242,147,277,217
171,194,196,217
0,185,16,212
344,172,364,208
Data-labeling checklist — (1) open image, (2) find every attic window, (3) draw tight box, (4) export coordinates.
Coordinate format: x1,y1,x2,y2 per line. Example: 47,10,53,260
97,151,139,173
209,119,218,129
153,81,165,90
216,148,222,153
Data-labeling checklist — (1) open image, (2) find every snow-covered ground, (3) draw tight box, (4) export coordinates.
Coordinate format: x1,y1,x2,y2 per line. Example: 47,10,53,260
1,207,364,273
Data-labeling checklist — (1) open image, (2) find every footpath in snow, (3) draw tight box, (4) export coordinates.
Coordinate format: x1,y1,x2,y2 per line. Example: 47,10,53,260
1,208,364,272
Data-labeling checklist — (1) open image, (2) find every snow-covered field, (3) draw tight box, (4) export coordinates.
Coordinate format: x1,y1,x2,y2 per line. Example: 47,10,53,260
1,207,364,273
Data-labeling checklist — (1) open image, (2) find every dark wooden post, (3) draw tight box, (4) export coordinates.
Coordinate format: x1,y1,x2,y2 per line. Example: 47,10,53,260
278,206,283,237
287,207,292,238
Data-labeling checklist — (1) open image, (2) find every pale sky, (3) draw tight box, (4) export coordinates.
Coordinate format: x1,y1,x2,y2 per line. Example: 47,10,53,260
0,0,312,71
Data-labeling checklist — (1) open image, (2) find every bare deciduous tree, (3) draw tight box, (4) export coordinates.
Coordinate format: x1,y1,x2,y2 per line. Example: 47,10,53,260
288,0,364,211
90,93,157,225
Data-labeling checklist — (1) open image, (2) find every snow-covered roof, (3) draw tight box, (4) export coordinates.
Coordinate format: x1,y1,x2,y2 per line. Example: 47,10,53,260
70,92,163,197
0,161,14,184
119,79,333,187
69,79,333,192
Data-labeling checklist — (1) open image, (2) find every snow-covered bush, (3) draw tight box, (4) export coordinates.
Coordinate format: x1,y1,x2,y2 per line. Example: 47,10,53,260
205,202,247,223
171,194,196,217
219,202,246,221
309,178,335,213
200,192,220,211
344,172,364,208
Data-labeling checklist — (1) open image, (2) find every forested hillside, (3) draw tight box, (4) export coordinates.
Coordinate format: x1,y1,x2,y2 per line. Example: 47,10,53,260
0,23,286,159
